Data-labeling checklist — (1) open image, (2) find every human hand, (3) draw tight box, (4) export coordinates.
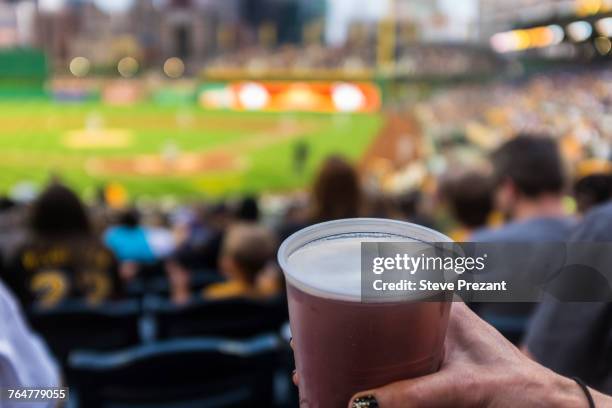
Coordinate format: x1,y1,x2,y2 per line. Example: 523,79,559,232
347,302,608,408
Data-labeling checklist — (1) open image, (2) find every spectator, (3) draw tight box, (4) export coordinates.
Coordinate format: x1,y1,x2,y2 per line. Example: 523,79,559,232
392,190,435,228
236,195,260,222
142,210,176,259
574,173,612,215
104,208,156,264
279,155,363,240
3,183,121,309
439,170,493,241
169,223,280,303
472,135,574,242
470,135,575,343
171,202,231,271
0,280,60,408
523,201,612,393
312,156,363,221
0,196,27,259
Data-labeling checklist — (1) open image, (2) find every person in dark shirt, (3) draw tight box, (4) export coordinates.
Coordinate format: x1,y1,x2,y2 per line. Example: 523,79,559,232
3,183,121,309
470,135,575,343
574,173,612,215
170,202,231,272
471,135,575,243
524,201,612,393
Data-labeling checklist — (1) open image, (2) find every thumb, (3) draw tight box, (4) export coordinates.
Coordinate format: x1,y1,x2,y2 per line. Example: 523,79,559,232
348,370,474,408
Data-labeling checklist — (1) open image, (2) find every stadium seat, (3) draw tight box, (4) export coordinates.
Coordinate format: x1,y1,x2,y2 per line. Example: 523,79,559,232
125,270,222,298
145,295,288,339
148,270,223,296
28,299,141,364
68,335,281,408
137,260,168,279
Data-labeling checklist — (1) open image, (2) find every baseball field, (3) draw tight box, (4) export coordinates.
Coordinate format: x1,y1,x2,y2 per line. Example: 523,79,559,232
0,102,382,199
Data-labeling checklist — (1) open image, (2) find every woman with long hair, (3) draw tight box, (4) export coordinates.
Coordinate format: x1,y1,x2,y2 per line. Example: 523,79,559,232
4,183,121,309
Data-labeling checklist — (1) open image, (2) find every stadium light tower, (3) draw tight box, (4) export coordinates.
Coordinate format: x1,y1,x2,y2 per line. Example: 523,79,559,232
377,0,396,72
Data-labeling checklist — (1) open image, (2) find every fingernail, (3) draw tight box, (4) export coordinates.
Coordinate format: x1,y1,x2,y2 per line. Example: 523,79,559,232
351,395,378,408
292,369,296,376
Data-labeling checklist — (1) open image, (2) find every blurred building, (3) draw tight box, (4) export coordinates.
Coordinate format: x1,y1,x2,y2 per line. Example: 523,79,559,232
0,0,36,48
34,0,222,72
129,0,162,64
158,0,217,66
241,0,325,44
36,5,75,66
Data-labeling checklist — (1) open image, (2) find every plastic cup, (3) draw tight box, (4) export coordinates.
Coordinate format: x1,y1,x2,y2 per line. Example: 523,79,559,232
278,218,453,408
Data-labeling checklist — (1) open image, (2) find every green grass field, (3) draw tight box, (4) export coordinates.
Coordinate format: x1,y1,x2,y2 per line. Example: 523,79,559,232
0,102,382,199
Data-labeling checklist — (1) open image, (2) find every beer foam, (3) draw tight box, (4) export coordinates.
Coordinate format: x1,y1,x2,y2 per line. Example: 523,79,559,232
279,219,453,302
285,235,414,301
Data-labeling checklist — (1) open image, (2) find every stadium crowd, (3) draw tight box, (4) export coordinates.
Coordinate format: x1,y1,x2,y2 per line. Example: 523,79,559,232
1,73,612,406
205,43,499,77
418,68,612,161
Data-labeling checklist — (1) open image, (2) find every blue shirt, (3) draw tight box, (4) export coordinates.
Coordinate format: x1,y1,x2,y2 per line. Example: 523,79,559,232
104,226,156,263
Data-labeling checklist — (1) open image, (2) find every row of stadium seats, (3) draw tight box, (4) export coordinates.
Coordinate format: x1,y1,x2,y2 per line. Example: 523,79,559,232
68,335,284,408
124,270,224,298
28,295,289,363
27,295,294,407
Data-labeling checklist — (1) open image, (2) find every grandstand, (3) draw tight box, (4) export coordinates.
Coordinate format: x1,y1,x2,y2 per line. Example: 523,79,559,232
0,0,612,407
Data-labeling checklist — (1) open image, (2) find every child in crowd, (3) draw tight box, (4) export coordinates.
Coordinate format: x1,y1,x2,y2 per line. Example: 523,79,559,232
168,223,281,304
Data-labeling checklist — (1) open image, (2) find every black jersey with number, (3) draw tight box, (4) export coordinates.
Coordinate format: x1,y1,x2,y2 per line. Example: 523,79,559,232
3,236,122,309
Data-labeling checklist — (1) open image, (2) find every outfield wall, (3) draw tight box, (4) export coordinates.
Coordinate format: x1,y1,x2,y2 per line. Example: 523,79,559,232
0,49,48,98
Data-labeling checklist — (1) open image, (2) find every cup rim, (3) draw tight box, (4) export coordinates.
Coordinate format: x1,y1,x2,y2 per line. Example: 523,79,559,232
277,218,453,302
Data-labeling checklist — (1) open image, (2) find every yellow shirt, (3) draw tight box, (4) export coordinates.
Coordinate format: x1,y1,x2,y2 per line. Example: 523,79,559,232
202,278,281,300
203,280,253,300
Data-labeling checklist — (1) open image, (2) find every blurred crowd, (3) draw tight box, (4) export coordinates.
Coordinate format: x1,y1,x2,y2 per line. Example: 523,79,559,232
1,70,612,406
207,44,375,72
418,68,612,163
206,43,499,77
0,154,433,312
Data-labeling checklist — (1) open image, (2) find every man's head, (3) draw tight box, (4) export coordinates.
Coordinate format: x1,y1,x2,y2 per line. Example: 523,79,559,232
574,174,612,214
491,135,566,218
440,170,493,229
220,223,277,284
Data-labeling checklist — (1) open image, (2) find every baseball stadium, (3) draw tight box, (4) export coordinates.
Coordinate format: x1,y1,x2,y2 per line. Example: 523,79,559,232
1,0,612,407
1,49,385,200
